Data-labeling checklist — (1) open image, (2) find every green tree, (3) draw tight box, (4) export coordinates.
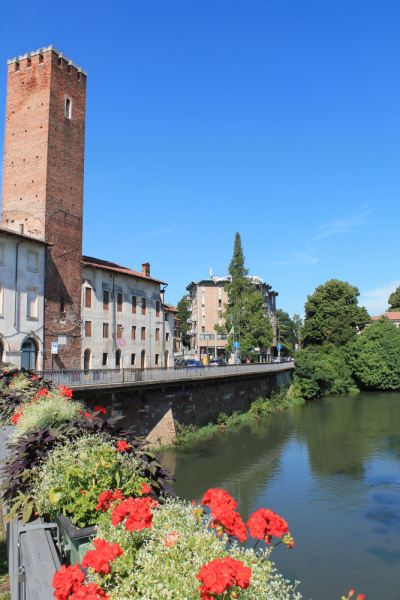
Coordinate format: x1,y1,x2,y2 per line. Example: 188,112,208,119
302,279,370,347
388,285,400,312
176,295,190,347
215,233,273,361
276,310,303,355
346,317,400,390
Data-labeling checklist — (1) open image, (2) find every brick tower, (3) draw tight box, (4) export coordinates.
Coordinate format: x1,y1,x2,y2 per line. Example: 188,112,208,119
1,46,87,369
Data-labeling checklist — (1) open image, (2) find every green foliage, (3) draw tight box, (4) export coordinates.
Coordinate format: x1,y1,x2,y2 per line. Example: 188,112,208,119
276,310,302,355
250,385,290,416
176,294,190,347
346,317,400,390
33,434,150,528
388,285,400,312
302,279,370,347
215,232,273,361
292,346,356,400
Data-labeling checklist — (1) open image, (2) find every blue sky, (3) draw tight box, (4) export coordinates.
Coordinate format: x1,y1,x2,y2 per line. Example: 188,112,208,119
1,0,399,317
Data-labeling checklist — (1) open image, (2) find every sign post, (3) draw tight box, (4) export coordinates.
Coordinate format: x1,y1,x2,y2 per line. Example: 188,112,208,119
277,343,282,363
51,342,58,370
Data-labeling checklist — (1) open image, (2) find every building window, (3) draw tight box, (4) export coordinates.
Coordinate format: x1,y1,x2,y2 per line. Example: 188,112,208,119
26,287,38,319
102,353,108,366
219,298,222,307
117,324,123,339
0,244,4,265
131,353,136,366
141,298,146,315
103,290,109,310
65,98,72,119
117,293,123,312
116,349,121,369
202,286,205,295
27,251,39,272
156,301,160,317
155,354,159,366
166,332,170,341
141,327,146,340
103,323,109,338
156,328,160,341
85,287,92,308
132,325,136,340
85,321,92,337
132,296,136,314
202,326,205,333
0,283,3,315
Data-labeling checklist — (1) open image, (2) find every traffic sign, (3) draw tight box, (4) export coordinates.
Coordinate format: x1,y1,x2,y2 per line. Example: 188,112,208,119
51,342,58,355
118,338,126,347
234,341,240,348
277,344,282,350
295,343,299,349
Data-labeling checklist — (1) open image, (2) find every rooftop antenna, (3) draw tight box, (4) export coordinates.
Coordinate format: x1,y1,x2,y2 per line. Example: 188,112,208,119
210,268,213,280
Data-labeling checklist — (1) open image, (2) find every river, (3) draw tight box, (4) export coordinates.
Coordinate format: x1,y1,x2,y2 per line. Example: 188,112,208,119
161,391,400,600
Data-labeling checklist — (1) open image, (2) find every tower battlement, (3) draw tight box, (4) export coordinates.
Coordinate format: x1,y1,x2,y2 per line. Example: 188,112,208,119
7,46,87,76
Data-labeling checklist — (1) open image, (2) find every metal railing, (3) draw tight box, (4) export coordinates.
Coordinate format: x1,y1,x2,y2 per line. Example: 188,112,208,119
37,361,294,388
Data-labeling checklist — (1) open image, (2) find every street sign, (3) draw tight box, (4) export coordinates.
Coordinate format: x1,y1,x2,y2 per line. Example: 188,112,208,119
234,341,240,348
51,342,58,355
118,338,126,347
295,347,299,351
295,343,299,349
277,344,282,350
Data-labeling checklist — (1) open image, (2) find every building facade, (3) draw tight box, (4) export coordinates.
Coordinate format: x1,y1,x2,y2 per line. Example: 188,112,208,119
371,312,400,328
186,273,278,362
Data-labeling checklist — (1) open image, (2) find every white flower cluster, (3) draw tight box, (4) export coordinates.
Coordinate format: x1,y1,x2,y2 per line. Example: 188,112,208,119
12,392,85,438
90,497,302,600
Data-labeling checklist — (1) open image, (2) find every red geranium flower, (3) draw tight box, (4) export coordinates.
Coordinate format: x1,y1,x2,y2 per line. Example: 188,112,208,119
201,488,247,542
201,488,238,511
9,383,14,387
32,375,38,380
141,482,151,495
69,582,110,599
96,490,125,513
52,564,85,600
196,557,251,599
12,412,22,424
58,384,73,398
165,531,179,548
84,412,92,418
115,440,130,453
247,508,291,545
82,539,123,576
37,388,49,397
94,405,107,414
111,497,153,531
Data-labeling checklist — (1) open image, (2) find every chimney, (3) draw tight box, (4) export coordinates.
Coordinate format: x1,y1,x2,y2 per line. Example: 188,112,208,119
142,262,150,277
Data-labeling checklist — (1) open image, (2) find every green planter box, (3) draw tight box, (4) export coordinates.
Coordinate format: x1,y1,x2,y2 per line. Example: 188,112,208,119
54,513,97,566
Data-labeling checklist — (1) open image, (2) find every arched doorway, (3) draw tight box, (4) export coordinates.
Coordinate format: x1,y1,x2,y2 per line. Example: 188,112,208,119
84,349,91,370
21,338,38,370
141,350,146,369
165,350,169,368
116,349,121,369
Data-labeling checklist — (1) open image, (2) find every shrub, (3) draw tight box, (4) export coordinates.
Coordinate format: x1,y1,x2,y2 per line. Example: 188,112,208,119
292,347,355,399
250,385,290,416
33,434,150,528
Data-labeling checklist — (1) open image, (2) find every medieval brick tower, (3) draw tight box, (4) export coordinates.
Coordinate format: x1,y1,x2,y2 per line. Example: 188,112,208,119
1,46,87,369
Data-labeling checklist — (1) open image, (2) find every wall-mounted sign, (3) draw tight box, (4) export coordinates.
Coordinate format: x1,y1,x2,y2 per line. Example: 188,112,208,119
51,342,58,355
58,335,67,345
118,338,126,347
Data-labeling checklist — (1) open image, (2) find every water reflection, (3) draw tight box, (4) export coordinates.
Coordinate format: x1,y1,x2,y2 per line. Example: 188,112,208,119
162,391,400,600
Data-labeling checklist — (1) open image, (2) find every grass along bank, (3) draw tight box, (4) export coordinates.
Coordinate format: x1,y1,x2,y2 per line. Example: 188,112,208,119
161,385,305,450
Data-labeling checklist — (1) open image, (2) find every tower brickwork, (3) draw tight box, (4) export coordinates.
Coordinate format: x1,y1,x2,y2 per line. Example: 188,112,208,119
1,46,87,369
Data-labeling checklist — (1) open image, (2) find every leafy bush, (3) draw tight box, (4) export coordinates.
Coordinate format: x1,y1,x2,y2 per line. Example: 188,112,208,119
346,317,400,390
250,385,290,416
0,369,54,426
33,434,150,528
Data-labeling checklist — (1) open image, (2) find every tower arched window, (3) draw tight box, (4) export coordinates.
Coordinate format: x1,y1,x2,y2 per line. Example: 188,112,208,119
65,98,72,119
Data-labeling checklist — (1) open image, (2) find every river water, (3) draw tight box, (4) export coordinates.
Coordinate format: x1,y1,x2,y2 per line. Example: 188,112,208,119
161,392,400,600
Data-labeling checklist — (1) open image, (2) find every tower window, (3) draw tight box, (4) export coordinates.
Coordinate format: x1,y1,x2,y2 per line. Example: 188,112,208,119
68,65,72,74
60,297,65,313
65,98,72,120
58,57,62,67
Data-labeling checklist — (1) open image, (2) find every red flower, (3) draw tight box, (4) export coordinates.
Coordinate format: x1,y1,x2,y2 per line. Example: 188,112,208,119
32,375,38,380
115,440,130,453
52,564,85,600
37,388,49,397
111,497,153,531
84,412,92,418
69,582,110,599
201,488,247,542
165,531,179,548
141,482,151,495
196,557,251,599
9,383,14,387
201,488,237,511
58,385,73,398
96,490,125,513
82,539,123,576
247,508,289,544
94,405,107,414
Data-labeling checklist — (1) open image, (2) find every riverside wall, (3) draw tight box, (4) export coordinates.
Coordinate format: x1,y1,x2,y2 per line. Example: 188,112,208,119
76,368,293,446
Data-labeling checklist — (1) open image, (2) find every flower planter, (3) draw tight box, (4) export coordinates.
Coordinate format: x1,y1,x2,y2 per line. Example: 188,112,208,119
54,513,96,566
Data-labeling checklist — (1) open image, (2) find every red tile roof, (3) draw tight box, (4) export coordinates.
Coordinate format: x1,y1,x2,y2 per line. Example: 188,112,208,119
82,255,167,285
164,304,178,313
371,312,400,321
0,225,51,245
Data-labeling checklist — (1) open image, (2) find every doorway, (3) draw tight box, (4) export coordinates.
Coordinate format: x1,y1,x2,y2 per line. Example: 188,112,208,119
21,338,37,370
116,349,121,369
84,349,91,370
141,350,146,369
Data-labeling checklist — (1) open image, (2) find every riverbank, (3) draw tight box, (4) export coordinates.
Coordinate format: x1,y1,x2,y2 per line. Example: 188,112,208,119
158,385,305,451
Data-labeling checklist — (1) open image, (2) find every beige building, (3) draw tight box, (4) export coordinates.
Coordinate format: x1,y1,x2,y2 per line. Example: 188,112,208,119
186,273,278,363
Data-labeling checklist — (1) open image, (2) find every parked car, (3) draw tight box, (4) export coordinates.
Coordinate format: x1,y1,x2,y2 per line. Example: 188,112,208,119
208,358,227,366
185,360,205,369
272,357,280,363
174,359,188,369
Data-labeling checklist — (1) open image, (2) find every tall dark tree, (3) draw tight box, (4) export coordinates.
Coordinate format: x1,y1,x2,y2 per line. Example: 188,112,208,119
302,279,370,347
176,295,190,347
388,285,400,312
215,233,273,361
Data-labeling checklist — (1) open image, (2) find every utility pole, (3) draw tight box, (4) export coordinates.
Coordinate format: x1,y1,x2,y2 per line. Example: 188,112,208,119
277,318,281,363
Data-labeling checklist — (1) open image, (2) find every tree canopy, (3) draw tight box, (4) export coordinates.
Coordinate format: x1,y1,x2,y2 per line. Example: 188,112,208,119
215,232,273,361
176,295,190,347
388,285,400,312
276,310,303,355
346,317,400,390
302,279,370,347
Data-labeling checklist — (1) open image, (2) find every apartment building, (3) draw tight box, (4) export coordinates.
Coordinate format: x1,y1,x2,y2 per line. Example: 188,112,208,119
186,273,278,362
81,259,173,369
